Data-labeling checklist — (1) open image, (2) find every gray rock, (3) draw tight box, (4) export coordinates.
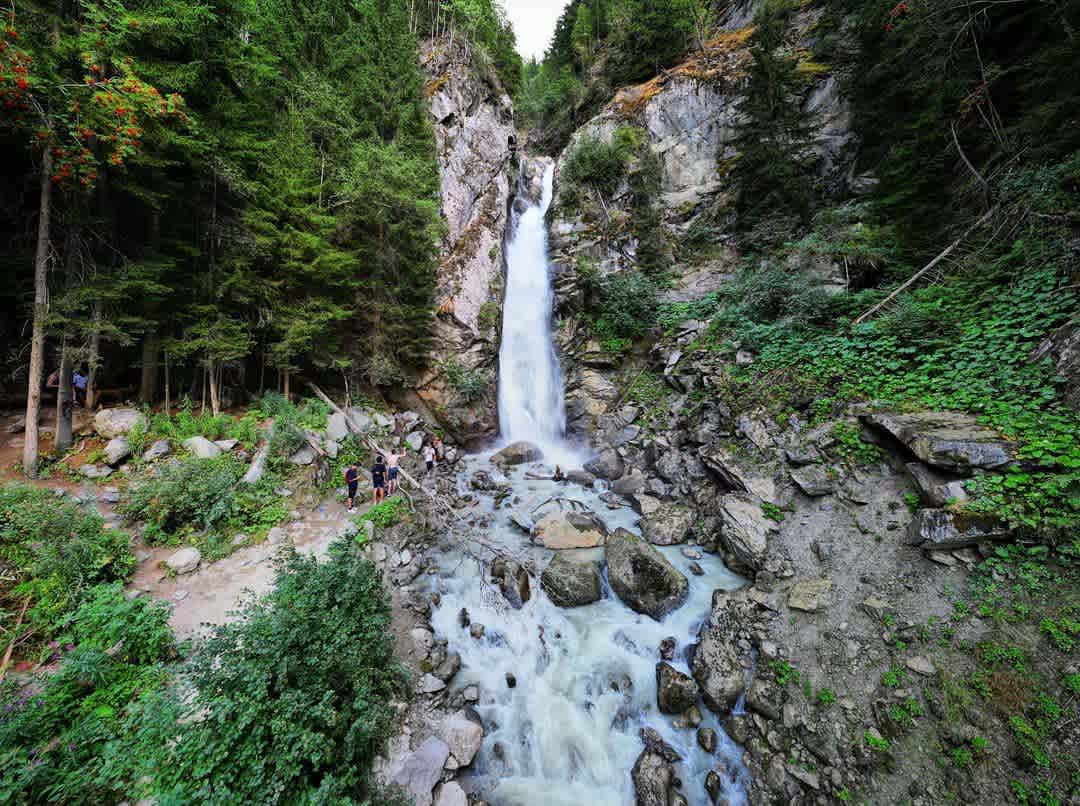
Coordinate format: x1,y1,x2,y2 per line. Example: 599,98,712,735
612,469,647,496
439,709,483,767
79,464,113,480
267,526,289,545
584,447,624,480
862,411,1017,471
905,655,937,676
165,547,201,575
905,462,969,507
345,408,374,432
784,444,822,466
214,439,238,452
182,436,222,459
693,592,749,713
656,662,699,714
640,503,694,546
631,749,676,806
288,444,317,466
142,439,171,462
605,528,689,621
787,578,832,612
94,407,147,439
433,782,467,806
541,555,603,607
491,441,543,466
406,431,426,452
790,465,834,497
631,493,663,516
104,437,131,466
100,487,121,504
565,469,596,487
699,442,777,503
389,736,450,806
717,494,773,572
533,510,607,549
906,508,1012,549
697,727,717,754
325,411,349,442
418,674,447,694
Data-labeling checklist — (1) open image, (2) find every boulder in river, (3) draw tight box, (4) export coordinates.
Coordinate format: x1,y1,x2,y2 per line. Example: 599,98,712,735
565,468,596,487
640,503,694,546
861,411,1017,472
491,441,543,466
439,709,483,768
541,555,602,607
906,508,1012,549
533,510,608,549
656,661,700,714
632,729,682,806
584,447,624,480
605,528,689,621
94,407,147,439
693,590,751,713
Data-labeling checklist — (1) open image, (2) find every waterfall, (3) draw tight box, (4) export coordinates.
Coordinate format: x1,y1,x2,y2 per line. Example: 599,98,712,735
497,162,575,465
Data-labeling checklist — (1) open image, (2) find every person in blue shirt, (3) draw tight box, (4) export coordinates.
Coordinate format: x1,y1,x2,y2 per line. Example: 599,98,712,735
72,365,89,407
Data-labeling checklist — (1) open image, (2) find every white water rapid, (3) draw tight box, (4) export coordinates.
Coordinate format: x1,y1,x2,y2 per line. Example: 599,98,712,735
424,160,751,805
497,162,576,466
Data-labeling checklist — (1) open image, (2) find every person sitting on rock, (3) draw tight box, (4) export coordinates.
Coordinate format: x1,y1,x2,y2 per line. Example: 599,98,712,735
371,456,387,505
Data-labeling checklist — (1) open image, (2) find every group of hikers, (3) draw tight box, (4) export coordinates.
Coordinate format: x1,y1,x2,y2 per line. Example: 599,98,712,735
342,436,443,514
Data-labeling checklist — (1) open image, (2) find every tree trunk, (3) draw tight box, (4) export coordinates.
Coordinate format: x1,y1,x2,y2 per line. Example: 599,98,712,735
163,350,170,416
55,336,73,454
86,303,102,410
139,330,158,404
208,359,220,416
23,151,52,477
283,370,291,401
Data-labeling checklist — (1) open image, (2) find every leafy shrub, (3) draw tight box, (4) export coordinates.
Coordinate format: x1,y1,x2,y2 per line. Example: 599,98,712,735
359,497,409,529
562,133,634,198
0,484,135,635
442,357,490,403
56,583,174,665
816,687,837,707
579,264,659,339
126,540,407,803
768,659,800,687
121,455,244,539
864,730,890,751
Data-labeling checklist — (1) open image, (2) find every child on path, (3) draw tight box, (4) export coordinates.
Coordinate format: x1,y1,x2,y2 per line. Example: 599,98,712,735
344,463,360,513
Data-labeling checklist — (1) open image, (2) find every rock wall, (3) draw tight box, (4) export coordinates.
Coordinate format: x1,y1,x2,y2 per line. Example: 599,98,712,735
412,36,516,446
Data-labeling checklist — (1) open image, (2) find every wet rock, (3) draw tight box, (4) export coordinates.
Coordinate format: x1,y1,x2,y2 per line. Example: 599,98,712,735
789,465,834,497
640,503,694,546
605,528,689,621
565,469,596,487
705,770,723,802
659,636,677,661
584,447,624,480
498,563,531,609
693,591,749,713
906,508,1012,549
632,749,675,806
862,411,1017,471
142,439,171,462
905,462,969,507
656,662,700,714
183,435,222,459
94,407,147,439
435,652,461,682
491,441,543,466
505,672,516,688
440,709,483,767
541,555,603,607
389,736,450,806
689,562,705,576
717,494,773,572
787,578,832,612
533,510,608,549
165,547,201,575
463,685,479,702
469,623,485,639
612,469,647,496
697,727,718,754
630,493,663,516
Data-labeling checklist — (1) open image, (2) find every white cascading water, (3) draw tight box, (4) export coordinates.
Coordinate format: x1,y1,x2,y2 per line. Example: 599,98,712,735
426,159,751,805
497,162,575,466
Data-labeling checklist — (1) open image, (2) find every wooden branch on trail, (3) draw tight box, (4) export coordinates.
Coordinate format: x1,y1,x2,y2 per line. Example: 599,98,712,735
306,381,534,571
853,205,999,325
0,596,31,683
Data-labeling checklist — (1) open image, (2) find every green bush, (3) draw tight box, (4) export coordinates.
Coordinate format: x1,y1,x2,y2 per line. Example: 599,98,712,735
562,131,635,197
579,265,659,339
0,484,135,635
121,455,244,540
442,357,490,403
125,540,407,803
56,582,174,665
358,497,409,530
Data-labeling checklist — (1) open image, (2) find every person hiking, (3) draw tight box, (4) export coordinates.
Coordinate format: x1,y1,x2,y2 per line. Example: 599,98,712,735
72,365,89,408
385,447,405,495
343,463,360,513
371,455,387,505
423,440,436,474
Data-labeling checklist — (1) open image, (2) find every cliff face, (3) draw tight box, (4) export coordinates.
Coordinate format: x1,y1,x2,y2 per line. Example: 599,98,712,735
412,36,516,446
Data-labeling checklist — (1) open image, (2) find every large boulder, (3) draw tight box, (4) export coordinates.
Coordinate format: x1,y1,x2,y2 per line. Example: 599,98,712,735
533,510,608,549
325,411,350,442
165,547,201,575
288,444,318,466
717,494,773,572
94,407,147,439
640,503,694,546
692,591,750,713
631,731,681,806
906,508,1012,550
584,447,624,480
656,662,699,714
388,736,451,806
789,464,834,497
605,528,689,621
612,469,647,496
182,436,222,459
104,436,131,466
433,783,468,806
541,555,603,607
862,411,1017,472
491,441,543,466
439,710,483,768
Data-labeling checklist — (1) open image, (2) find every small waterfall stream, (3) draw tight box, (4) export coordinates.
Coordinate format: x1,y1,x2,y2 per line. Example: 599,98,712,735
429,159,750,805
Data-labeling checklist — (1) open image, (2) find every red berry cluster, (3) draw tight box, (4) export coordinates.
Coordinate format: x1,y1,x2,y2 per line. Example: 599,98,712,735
883,0,910,32
0,15,32,114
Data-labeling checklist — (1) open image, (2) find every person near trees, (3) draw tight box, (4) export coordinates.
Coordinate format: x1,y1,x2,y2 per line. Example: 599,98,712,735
371,455,387,505
72,366,89,408
344,463,360,514
384,447,405,494
423,440,436,473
